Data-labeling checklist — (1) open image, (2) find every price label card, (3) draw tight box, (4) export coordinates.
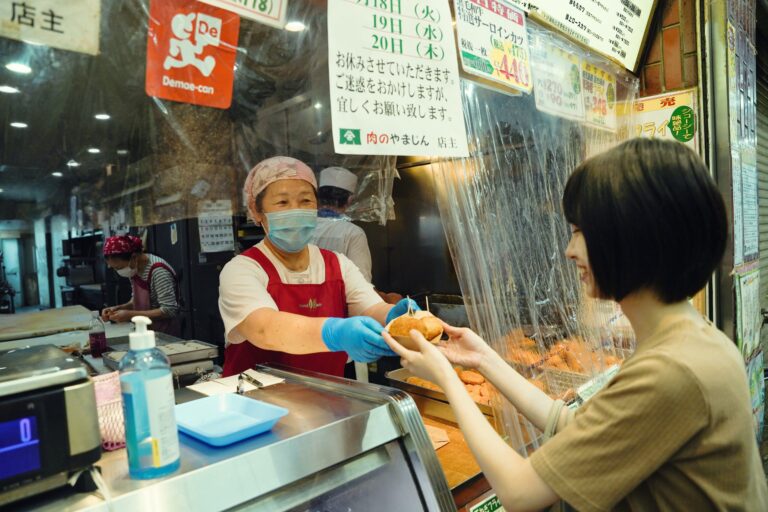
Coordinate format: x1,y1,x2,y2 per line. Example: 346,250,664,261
454,0,532,93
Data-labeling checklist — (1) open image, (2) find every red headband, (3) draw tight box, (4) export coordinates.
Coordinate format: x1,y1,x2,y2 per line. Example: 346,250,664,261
103,235,142,256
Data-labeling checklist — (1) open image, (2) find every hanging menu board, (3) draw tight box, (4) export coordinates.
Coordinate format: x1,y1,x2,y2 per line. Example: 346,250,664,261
328,0,469,157
453,0,532,93
524,0,657,71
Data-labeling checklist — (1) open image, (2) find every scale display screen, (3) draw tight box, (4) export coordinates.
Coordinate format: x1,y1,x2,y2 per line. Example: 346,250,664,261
0,416,41,480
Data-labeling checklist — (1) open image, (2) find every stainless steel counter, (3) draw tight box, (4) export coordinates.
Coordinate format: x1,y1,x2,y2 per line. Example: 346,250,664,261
17,366,454,512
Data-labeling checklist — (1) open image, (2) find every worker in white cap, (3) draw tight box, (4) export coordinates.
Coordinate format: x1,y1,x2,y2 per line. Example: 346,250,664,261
313,167,373,282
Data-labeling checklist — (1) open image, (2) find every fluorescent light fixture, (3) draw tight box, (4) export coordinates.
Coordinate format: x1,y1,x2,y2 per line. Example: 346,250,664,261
94,113,111,120
316,131,322,136
285,21,305,32
5,62,31,74
51,171,63,177
10,122,27,128
116,149,129,156
0,188,4,193
314,102,322,109
88,148,100,154
0,85,20,94
66,160,80,168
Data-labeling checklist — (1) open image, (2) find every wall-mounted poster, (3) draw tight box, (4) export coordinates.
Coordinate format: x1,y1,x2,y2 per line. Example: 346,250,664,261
633,88,698,150
582,61,616,131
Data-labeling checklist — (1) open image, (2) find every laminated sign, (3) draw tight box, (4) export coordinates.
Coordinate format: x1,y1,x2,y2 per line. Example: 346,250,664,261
197,0,288,29
145,0,240,109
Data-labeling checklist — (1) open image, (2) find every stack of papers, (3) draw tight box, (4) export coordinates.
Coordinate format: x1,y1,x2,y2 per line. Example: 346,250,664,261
187,369,284,396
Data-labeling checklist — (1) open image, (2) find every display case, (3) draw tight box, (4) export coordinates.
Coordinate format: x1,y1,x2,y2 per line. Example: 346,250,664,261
18,365,455,512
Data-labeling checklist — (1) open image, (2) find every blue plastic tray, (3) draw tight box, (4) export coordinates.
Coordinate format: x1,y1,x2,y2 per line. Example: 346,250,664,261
175,394,289,447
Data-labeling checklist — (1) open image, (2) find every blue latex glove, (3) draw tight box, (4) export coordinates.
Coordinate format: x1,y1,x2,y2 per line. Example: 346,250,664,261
322,317,395,362
385,298,421,325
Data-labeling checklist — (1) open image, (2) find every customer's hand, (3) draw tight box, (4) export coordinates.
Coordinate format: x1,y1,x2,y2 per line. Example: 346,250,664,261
438,322,495,371
382,329,455,388
385,298,420,325
322,317,394,362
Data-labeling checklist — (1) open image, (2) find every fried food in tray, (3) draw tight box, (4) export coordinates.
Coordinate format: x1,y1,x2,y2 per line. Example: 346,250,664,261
405,368,493,405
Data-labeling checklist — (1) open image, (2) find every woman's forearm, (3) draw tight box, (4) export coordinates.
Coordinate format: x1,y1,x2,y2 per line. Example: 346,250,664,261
237,308,329,354
478,351,556,432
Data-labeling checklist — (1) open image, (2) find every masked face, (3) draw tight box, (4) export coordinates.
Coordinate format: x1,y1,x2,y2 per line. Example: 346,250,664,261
116,265,137,278
264,209,318,253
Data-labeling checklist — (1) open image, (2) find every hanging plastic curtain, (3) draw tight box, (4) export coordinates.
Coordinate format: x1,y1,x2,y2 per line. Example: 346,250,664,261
433,22,640,454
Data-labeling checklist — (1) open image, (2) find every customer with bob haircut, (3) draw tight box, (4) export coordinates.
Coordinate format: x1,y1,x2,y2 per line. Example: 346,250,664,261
384,138,767,511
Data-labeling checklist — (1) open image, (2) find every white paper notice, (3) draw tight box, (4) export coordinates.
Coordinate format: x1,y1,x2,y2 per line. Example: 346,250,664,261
454,0,532,93
740,152,759,261
529,0,655,70
530,36,584,121
197,0,288,29
328,0,469,157
198,200,235,253
0,0,101,55
732,150,743,267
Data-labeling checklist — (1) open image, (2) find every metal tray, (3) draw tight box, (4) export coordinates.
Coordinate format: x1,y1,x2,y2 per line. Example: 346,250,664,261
103,339,219,371
386,367,493,417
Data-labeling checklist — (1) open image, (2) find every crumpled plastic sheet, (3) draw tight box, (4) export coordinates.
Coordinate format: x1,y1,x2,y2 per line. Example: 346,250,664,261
433,22,639,453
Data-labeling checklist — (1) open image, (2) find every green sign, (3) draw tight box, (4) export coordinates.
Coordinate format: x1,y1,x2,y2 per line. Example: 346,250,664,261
469,494,505,512
461,51,494,75
339,128,361,145
667,105,695,143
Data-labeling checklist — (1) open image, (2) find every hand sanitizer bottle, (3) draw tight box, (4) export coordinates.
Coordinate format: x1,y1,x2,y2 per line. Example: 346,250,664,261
119,316,180,479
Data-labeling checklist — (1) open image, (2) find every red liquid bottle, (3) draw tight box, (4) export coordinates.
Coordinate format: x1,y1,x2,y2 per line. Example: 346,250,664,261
89,311,107,357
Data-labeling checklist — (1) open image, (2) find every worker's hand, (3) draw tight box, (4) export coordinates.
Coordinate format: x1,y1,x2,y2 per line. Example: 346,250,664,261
385,298,420,325
108,309,134,323
383,329,456,388
100,306,118,321
322,317,394,363
438,322,495,371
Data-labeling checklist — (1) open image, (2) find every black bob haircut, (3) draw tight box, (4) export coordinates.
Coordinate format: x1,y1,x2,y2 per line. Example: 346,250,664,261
318,186,352,208
562,138,727,303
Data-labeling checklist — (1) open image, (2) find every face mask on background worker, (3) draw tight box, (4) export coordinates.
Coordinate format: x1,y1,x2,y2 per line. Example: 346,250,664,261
116,265,138,278
264,209,318,253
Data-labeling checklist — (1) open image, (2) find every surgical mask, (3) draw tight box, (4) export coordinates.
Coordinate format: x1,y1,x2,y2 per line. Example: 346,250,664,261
116,266,137,278
265,209,317,253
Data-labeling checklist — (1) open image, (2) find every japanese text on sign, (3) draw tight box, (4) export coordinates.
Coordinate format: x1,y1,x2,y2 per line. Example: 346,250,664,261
530,36,584,121
328,0,468,157
581,61,616,131
454,0,532,93
1,0,100,55
197,0,287,29
632,88,698,150
528,0,654,70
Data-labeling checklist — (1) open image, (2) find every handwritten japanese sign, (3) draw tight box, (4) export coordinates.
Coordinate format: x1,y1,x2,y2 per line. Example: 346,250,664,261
527,0,655,71
197,0,287,29
530,36,584,121
454,0,532,93
632,88,698,150
0,0,100,55
581,61,616,131
327,0,469,157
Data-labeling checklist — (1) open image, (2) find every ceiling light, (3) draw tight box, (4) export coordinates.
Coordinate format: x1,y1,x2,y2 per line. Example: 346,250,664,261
314,102,322,109
10,122,27,128
285,21,306,32
51,172,63,177
66,160,80,168
94,113,111,120
116,149,129,156
6,62,31,74
316,131,322,136
0,188,4,193
0,85,19,94
88,148,100,154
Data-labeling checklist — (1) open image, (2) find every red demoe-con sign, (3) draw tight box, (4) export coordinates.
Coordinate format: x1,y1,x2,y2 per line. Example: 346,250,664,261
145,0,240,109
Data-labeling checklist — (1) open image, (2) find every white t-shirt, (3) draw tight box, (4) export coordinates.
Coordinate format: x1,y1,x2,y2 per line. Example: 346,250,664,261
218,242,382,344
313,217,373,282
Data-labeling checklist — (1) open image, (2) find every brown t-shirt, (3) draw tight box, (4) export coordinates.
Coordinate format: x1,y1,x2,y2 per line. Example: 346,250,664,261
530,318,768,511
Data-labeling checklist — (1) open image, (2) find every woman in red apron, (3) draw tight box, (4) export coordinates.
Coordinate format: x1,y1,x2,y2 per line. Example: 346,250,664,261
218,156,416,377
102,235,181,337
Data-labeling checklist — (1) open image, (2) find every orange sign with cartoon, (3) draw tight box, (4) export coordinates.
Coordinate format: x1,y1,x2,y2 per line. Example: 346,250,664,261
146,0,239,109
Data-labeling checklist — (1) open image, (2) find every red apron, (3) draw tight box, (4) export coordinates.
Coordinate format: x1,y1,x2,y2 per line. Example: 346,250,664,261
222,246,348,377
131,261,181,337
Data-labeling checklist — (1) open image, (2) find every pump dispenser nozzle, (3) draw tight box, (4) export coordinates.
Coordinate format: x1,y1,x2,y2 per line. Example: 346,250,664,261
129,315,156,350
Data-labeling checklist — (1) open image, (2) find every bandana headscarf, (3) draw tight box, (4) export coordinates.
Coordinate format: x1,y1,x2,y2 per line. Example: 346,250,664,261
103,235,143,256
243,156,317,223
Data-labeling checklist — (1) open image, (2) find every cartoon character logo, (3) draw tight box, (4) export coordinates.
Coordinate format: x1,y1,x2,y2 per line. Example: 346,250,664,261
163,12,222,77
